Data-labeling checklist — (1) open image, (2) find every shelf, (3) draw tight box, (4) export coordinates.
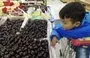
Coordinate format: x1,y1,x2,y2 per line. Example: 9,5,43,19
80,0,90,11
80,0,90,5
21,1,43,4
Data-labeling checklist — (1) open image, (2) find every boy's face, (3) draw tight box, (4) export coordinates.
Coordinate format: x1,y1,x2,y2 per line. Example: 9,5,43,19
60,18,80,30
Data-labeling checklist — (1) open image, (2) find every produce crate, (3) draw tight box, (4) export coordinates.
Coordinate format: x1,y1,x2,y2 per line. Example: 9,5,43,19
0,16,52,58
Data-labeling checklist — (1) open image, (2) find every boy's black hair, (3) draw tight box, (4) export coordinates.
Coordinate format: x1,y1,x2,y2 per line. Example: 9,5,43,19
59,2,85,23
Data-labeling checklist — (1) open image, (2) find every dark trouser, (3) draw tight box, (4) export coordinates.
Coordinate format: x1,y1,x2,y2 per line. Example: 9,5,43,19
75,46,90,58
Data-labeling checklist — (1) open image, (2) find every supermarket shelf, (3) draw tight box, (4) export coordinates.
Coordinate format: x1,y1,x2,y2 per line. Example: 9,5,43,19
8,16,25,20
80,0,90,11
21,1,43,4
80,0,90,5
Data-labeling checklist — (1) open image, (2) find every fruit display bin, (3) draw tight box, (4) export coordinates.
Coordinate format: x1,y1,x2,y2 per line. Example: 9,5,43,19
0,15,53,58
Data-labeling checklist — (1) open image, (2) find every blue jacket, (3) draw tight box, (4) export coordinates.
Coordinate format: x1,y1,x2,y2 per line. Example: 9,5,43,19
51,12,90,40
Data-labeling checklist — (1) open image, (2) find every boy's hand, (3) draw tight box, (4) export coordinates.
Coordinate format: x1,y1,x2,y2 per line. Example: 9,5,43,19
51,37,57,47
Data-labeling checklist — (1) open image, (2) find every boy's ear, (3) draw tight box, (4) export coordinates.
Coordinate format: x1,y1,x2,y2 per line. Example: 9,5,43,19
74,21,80,27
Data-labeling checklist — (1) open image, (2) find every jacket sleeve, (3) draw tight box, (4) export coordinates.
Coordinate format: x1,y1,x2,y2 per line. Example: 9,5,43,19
82,12,90,24
50,23,62,40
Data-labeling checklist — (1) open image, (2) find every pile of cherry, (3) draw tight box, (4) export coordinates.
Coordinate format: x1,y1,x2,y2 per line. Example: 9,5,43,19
0,19,49,58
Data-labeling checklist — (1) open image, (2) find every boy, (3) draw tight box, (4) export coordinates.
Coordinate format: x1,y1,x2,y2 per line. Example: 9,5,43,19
51,2,90,58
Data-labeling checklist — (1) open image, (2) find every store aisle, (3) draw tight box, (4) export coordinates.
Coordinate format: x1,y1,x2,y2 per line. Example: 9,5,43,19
47,0,66,20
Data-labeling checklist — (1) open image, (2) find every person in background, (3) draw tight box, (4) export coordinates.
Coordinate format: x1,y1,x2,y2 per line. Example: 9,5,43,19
50,2,90,58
